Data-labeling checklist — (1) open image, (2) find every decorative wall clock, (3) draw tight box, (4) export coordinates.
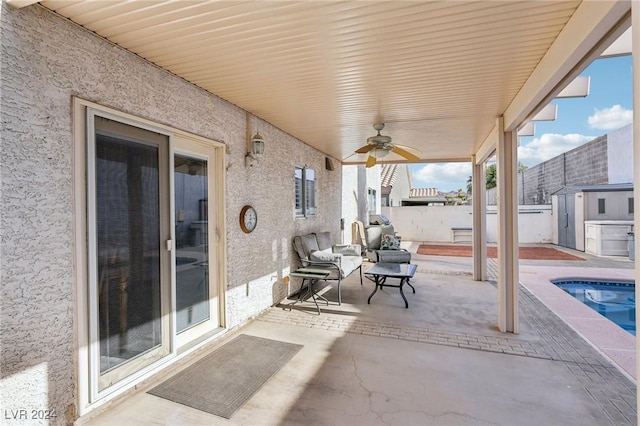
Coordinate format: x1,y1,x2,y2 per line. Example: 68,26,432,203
239,205,257,233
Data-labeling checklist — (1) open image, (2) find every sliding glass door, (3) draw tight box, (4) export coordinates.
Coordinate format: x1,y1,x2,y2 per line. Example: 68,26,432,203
84,107,222,400
88,112,171,393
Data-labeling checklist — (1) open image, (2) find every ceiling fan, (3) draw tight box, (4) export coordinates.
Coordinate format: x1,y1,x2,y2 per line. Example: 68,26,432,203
355,123,421,167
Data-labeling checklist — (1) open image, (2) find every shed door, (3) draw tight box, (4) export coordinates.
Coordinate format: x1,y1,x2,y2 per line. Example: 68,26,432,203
558,194,576,249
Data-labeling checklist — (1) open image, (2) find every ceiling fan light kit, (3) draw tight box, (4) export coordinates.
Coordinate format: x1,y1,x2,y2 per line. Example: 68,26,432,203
372,147,390,159
356,123,421,167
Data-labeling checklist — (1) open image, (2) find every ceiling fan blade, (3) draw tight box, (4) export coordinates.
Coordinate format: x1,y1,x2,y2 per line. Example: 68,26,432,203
393,143,422,153
365,155,377,168
391,146,421,162
342,152,358,162
355,144,376,154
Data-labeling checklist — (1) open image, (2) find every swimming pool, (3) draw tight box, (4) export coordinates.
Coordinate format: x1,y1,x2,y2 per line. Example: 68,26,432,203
552,279,636,335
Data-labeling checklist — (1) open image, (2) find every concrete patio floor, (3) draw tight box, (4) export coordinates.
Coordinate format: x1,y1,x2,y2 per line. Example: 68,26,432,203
80,245,636,426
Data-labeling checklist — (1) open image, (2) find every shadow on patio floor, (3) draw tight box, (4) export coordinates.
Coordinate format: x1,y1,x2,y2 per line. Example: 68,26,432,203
81,244,636,425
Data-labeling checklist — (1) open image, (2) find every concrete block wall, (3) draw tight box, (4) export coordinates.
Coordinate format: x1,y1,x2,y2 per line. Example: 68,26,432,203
510,134,610,206
563,135,608,186
0,4,340,423
518,155,568,204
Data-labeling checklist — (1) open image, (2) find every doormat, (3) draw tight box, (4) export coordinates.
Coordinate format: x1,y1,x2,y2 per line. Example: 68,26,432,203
417,245,585,261
148,334,302,418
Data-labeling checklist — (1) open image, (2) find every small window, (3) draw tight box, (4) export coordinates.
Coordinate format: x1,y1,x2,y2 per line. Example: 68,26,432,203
367,188,377,214
597,198,606,214
295,166,316,217
629,198,634,214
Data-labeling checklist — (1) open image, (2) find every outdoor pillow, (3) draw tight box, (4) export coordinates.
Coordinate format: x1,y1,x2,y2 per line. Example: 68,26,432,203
310,250,343,263
380,234,401,250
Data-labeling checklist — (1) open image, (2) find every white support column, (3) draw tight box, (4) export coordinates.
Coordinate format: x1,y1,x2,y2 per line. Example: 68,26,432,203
472,155,487,281
496,117,519,333
632,0,639,415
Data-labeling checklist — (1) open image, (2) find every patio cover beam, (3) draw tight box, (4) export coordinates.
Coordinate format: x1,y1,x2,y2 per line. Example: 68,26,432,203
5,0,39,8
474,0,630,165
474,127,497,165
503,0,630,132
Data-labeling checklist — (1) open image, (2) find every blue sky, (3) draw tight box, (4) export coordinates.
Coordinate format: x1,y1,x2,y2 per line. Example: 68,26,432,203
410,54,634,192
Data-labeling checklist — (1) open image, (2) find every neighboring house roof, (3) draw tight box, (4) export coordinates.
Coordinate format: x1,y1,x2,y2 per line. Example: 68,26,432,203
380,164,398,188
382,165,438,202
410,188,439,198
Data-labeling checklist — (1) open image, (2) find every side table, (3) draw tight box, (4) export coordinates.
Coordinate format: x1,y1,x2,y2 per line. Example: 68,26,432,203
289,268,331,314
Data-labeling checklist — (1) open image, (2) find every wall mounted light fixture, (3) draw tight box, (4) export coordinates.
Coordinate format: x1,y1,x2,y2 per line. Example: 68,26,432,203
246,112,265,167
251,131,265,155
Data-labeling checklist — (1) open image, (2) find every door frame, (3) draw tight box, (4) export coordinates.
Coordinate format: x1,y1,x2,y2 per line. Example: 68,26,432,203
73,97,227,414
173,135,225,350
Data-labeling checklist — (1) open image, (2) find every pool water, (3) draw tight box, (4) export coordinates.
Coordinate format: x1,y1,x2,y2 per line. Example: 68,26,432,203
553,279,636,335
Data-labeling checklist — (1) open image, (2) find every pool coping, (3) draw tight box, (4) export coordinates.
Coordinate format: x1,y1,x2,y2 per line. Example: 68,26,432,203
519,265,636,382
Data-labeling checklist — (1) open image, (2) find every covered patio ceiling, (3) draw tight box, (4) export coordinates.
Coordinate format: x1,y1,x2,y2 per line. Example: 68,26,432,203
23,0,631,165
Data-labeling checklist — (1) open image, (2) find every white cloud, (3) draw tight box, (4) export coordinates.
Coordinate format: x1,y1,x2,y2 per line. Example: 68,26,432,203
518,133,594,167
588,104,633,130
412,162,471,191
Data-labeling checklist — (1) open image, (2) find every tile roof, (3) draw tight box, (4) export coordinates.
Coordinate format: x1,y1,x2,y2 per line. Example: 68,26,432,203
380,164,398,188
410,188,439,198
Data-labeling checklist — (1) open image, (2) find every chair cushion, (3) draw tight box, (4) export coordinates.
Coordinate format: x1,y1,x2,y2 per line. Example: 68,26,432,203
314,231,333,251
294,234,320,260
381,234,401,250
333,244,361,256
377,250,411,263
292,236,307,260
338,255,363,278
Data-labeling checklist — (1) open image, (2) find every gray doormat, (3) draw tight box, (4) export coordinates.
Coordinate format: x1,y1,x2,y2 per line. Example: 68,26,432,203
148,334,302,418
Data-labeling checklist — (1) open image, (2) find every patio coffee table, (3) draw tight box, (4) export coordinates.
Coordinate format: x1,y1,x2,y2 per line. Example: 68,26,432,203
365,262,417,308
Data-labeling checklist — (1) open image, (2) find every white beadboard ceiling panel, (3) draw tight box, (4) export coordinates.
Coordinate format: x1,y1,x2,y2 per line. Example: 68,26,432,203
39,0,590,164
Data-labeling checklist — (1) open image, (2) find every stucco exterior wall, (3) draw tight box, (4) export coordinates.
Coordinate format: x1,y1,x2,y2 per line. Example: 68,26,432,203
366,165,382,217
1,4,341,422
388,165,412,207
342,165,360,245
